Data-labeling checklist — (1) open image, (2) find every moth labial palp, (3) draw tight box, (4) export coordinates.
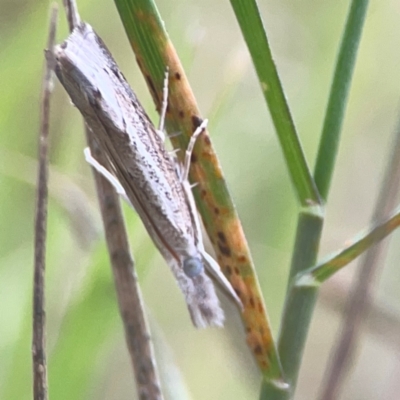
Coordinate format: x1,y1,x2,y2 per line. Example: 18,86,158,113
54,21,241,328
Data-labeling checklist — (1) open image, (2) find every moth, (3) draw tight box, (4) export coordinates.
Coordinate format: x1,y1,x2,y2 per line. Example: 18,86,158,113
54,22,240,328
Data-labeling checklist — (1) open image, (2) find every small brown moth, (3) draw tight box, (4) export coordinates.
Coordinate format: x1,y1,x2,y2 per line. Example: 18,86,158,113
54,22,240,328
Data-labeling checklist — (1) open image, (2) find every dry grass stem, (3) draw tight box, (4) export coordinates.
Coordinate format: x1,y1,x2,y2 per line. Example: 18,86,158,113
32,5,58,400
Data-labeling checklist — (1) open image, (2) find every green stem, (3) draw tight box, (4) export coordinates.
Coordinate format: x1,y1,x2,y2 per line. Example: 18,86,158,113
298,205,400,285
260,210,324,399
314,0,370,201
229,0,320,207
261,1,369,398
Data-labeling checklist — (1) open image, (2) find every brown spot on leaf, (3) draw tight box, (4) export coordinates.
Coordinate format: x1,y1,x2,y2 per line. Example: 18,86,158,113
214,207,220,215
246,330,264,360
258,302,264,313
175,72,181,80
238,255,247,263
191,115,203,130
231,275,248,303
225,265,232,275
179,110,184,118
204,135,211,145
191,153,197,163
234,267,239,275
218,243,231,257
249,297,255,308
200,189,207,197
217,231,226,243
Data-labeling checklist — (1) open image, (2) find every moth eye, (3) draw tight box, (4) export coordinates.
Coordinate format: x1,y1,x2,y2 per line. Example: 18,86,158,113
183,257,203,278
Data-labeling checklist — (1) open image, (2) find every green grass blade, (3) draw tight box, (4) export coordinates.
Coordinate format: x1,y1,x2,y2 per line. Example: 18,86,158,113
298,205,400,285
260,209,324,399
261,1,371,398
113,0,283,380
229,0,320,206
314,0,370,201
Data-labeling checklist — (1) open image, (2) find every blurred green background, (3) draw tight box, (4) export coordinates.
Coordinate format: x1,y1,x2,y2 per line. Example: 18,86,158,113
1,0,400,399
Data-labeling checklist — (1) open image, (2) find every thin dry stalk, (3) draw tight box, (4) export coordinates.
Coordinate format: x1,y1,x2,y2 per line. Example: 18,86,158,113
62,1,163,398
320,275,400,349
32,5,58,400
86,129,163,400
319,116,400,400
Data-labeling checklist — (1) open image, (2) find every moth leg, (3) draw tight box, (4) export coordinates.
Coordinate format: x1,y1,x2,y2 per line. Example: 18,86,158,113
181,177,243,310
84,147,134,208
181,118,208,182
155,67,170,142
200,250,243,310
168,147,181,164
168,130,182,139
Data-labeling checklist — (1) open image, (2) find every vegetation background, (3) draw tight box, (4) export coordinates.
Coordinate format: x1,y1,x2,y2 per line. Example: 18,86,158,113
1,0,400,399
